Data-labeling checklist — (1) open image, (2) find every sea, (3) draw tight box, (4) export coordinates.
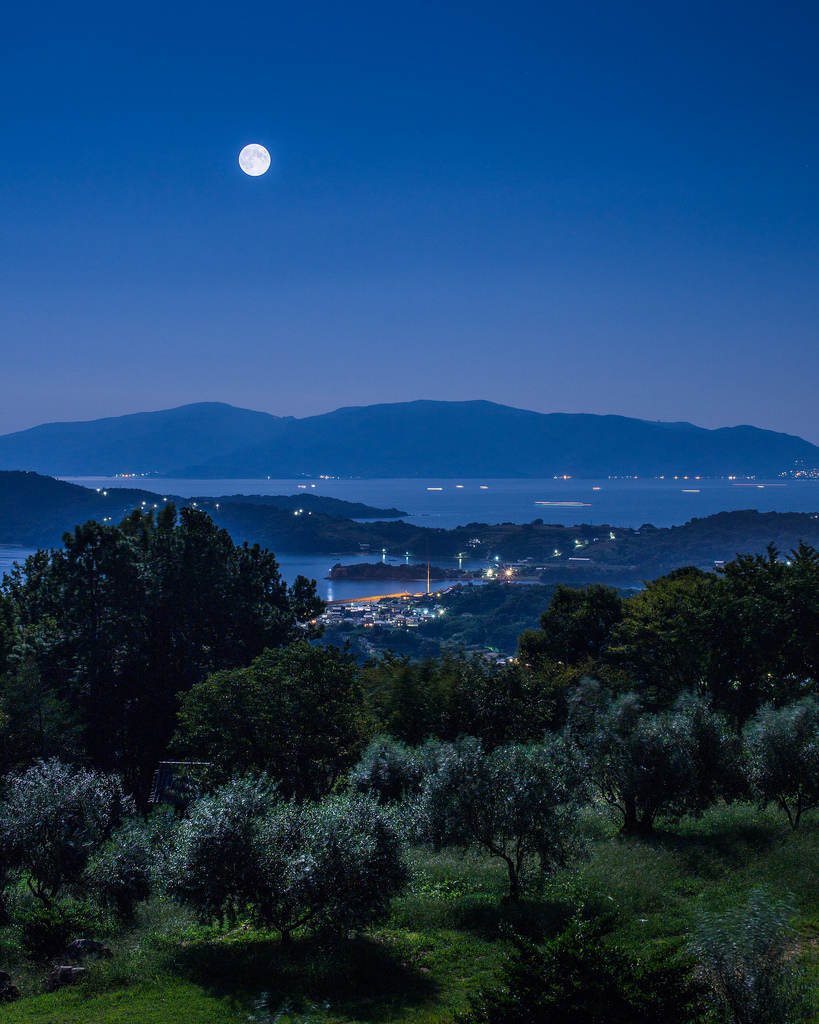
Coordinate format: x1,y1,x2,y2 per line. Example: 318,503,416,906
2,476,818,602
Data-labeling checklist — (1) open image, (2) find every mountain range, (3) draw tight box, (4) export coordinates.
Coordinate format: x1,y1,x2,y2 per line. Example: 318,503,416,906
0,400,816,478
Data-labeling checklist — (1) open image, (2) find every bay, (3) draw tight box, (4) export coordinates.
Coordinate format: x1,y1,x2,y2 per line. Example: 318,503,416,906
65,475,819,531
0,547,35,578
0,543,442,602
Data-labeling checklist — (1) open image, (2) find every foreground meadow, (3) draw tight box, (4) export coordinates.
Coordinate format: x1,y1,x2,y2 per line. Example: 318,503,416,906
4,801,819,1024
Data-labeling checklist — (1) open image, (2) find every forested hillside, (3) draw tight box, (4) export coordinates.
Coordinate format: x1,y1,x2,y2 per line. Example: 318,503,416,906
0,471,405,548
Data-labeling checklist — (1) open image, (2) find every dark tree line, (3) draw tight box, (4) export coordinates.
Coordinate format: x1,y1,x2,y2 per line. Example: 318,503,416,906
0,506,324,796
519,543,819,724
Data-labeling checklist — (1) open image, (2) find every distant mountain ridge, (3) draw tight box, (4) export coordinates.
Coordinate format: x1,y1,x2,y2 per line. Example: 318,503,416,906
0,400,816,479
0,403,292,477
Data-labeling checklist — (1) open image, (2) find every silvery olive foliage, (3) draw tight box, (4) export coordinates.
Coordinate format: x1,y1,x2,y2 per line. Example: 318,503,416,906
86,819,156,923
743,697,819,828
417,737,584,900
0,759,132,903
168,778,407,941
349,736,426,804
168,776,278,925
349,735,450,805
253,796,408,940
565,682,737,835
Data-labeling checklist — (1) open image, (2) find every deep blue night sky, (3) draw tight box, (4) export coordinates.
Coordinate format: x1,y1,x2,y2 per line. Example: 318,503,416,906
1,2,817,440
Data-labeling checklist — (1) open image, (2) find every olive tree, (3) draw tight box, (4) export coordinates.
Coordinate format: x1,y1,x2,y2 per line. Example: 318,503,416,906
566,682,737,835
169,781,407,942
168,776,278,925
0,759,131,904
253,796,408,941
743,698,819,828
349,735,448,804
419,738,583,900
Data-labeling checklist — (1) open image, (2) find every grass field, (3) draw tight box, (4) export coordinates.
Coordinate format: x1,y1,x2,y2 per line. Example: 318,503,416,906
4,802,819,1023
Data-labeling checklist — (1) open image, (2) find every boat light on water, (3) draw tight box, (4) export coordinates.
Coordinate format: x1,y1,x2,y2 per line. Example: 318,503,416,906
427,487,443,491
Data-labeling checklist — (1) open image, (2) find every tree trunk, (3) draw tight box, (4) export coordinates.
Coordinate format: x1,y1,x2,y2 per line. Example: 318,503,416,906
622,794,640,835
503,856,520,901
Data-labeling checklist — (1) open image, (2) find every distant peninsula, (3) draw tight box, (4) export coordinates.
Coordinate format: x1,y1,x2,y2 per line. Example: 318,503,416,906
0,472,405,550
189,492,407,519
0,400,817,479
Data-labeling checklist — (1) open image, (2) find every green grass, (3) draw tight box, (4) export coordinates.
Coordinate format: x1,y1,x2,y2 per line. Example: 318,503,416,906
6,802,819,1023
1,979,243,1024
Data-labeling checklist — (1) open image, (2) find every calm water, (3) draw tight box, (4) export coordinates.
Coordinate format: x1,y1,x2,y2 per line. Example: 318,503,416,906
65,475,819,530
0,545,437,602
3,476,816,601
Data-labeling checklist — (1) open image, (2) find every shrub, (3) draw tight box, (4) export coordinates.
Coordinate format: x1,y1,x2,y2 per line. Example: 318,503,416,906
689,887,813,1024
17,898,99,962
461,915,706,1024
299,795,408,936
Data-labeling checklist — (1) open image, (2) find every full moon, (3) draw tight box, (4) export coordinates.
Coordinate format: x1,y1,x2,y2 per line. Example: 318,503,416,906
238,144,271,176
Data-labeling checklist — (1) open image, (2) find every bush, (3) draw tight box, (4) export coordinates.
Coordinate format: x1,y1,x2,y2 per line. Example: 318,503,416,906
17,898,99,962
461,915,706,1024
689,887,813,1024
